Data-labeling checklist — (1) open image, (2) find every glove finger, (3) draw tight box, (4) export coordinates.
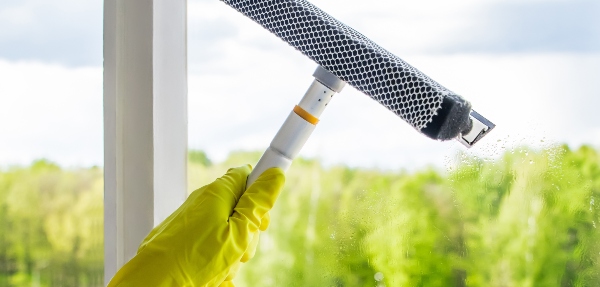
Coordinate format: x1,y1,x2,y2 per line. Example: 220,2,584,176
203,165,252,219
230,167,285,233
224,261,241,281
241,231,260,263
260,212,270,231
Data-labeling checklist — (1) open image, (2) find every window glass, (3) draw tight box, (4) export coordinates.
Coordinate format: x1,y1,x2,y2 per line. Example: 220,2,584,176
187,0,600,286
0,0,597,286
0,162,104,286
0,0,104,286
187,147,600,286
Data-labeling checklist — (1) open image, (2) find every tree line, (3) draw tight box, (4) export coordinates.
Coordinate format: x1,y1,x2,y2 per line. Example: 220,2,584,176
1,145,599,286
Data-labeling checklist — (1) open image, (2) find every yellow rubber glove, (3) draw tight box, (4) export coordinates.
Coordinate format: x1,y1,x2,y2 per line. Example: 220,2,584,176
107,165,285,287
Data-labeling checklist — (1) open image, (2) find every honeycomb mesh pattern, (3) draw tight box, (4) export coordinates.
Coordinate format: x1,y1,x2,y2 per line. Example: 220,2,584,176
221,0,465,131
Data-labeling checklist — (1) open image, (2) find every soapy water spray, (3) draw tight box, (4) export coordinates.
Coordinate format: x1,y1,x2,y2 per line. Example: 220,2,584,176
217,0,496,185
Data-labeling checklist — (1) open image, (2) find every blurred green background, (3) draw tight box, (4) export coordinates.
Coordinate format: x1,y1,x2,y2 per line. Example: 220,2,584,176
1,145,599,286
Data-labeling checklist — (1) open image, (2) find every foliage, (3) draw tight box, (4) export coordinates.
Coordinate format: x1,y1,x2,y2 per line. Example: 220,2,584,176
1,146,599,286
211,146,600,287
0,160,103,287
188,150,212,167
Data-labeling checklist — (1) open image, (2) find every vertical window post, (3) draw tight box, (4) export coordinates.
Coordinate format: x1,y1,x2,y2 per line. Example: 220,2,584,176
103,0,188,284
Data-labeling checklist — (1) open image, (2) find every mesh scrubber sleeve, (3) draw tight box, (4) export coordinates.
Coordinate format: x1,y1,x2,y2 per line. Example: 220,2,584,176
221,0,473,140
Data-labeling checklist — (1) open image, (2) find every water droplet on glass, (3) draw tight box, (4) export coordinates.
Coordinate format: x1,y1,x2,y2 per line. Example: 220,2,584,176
374,272,384,281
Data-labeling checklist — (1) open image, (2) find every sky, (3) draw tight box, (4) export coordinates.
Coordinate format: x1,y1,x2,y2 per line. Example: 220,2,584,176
0,0,599,170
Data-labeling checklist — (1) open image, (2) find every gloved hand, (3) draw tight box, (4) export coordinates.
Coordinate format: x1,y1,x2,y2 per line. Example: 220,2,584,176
108,165,285,287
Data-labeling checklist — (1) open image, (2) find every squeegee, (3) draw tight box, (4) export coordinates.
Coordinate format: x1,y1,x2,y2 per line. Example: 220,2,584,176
218,0,497,185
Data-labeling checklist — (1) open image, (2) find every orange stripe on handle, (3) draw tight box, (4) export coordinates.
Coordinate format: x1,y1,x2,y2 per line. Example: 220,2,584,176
293,105,319,125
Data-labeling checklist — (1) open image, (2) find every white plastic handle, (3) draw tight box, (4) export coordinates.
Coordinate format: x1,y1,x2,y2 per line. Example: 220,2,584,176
247,67,345,187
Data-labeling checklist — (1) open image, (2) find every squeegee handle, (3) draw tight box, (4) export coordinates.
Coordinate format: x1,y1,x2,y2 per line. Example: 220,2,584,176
247,66,345,186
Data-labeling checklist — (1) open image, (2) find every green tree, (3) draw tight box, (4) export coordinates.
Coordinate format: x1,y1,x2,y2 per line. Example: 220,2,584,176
1,144,599,286
0,160,103,287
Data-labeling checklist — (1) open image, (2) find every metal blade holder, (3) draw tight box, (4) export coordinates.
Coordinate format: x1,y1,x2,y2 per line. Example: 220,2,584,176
247,66,345,186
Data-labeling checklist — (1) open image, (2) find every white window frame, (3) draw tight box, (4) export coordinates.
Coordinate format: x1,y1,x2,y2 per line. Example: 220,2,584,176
103,0,188,284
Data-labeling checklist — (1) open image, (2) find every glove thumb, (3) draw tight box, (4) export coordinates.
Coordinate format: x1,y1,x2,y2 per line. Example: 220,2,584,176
230,167,285,234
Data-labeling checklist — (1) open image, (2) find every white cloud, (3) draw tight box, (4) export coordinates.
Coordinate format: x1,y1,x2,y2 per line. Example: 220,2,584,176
0,0,102,66
441,0,600,53
1,0,599,170
0,59,103,167
188,52,600,170
187,0,600,169
4,52,596,170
